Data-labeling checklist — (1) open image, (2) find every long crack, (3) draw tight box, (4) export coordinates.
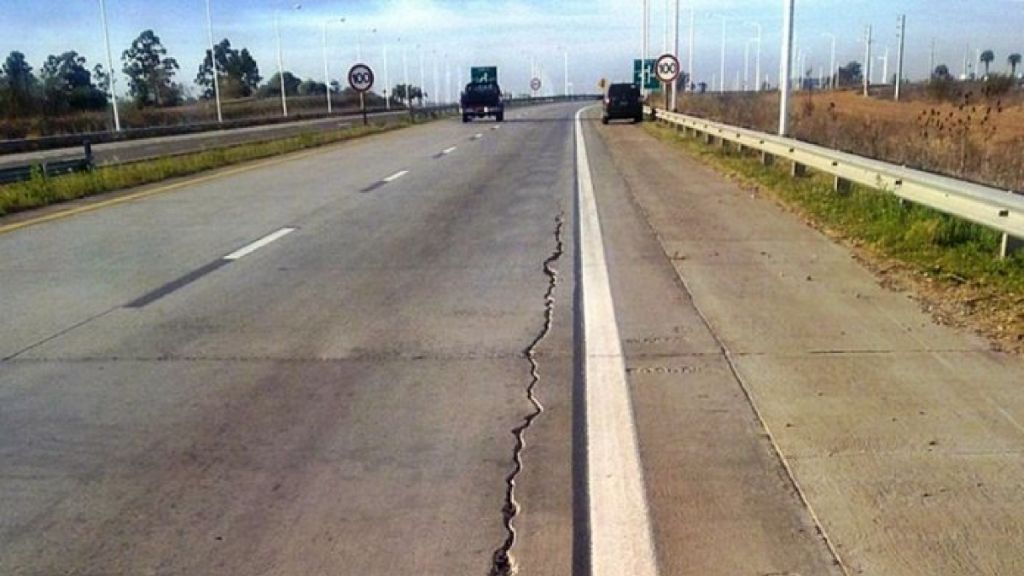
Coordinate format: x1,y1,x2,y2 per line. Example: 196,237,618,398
489,213,565,576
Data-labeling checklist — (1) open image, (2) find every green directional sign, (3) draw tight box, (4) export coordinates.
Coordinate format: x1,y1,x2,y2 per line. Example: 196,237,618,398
633,59,658,90
471,66,498,83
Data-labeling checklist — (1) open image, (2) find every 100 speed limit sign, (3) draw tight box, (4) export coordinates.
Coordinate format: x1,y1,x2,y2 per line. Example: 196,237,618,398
348,64,374,93
655,54,680,83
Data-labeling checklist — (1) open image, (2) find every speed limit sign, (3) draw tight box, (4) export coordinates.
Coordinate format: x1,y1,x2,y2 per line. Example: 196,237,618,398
348,64,374,93
530,77,542,92
655,54,680,83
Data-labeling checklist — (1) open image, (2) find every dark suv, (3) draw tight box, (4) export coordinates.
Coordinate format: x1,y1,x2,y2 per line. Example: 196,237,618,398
602,83,643,124
461,82,505,122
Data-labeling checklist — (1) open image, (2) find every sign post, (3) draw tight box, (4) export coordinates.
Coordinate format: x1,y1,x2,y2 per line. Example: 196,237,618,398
655,53,681,111
348,63,375,126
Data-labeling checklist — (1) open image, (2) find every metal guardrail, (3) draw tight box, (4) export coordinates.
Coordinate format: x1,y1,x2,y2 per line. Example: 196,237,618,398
649,107,1024,258
0,142,93,185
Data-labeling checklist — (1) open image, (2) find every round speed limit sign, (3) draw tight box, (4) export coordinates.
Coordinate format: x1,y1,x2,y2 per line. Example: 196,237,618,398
655,53,681,83
530,77,542,92
348,64,374,93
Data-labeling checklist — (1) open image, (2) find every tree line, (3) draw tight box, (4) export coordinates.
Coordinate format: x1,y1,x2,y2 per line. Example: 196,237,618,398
1,29,429,120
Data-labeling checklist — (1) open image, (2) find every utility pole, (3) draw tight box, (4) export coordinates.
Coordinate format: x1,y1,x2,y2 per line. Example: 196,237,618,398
98,0,121,132
418,47,425,105
863,25,872,97
895,15,906,101
402,41,410,110
779,0,794,135
384,42,391,110
204,0,223,123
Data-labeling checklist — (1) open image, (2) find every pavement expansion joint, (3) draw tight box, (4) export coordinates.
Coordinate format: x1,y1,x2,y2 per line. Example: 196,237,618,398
490,212,564,576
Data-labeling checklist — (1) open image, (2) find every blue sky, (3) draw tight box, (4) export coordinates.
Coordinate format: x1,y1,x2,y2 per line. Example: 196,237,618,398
2,1,1023,98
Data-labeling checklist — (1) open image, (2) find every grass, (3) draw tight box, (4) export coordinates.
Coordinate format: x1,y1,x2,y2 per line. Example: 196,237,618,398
0,119,411,217
645,120,1024,300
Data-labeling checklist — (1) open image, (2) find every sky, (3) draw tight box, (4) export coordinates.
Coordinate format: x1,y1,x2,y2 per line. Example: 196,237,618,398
2,0,1024,100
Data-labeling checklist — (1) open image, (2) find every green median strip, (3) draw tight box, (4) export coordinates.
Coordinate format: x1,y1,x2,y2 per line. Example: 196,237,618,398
0,120,411,217
644,121,1024,348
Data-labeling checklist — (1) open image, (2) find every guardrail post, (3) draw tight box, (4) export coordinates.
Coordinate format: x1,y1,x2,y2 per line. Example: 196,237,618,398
761,151,775,166
790,161,807,177
833,176,852,194
703,132,714,145
1001,234,1024,259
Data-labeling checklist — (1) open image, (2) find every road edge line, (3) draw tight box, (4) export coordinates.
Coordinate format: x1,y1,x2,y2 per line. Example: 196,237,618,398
575,106,660,576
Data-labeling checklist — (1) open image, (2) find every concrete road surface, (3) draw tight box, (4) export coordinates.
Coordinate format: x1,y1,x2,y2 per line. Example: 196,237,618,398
1,102,1023,575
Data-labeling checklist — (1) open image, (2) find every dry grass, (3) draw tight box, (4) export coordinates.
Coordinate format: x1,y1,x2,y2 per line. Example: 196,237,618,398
672,89,1024,192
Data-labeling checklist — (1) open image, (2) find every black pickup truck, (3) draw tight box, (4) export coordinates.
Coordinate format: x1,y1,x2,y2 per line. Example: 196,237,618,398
460,82,505,123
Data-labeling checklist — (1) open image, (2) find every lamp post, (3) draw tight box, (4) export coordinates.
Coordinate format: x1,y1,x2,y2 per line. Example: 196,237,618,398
204,0,223,123
779,0,795,135
748,22,762,91
97,0,121,131
821,33,836,89
671,0,679,108
322,18,344,114
688,6,695,91
718,15,727,92
274,4,302,118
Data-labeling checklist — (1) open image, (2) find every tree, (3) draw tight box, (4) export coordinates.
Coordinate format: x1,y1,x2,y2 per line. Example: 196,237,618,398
40,51,108,114
391,83,424,105
298,79,327,96
1,51,39,116
257,72,301,98
195,39,261,99
980,50,995,77
836,61,863,87
932,64,951,79
1009,53,1022,79
122,30,182,107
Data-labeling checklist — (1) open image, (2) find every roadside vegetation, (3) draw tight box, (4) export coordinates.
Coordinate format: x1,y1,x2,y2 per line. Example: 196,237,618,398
645,121,1024,351
0,120,409,217
0,31,428,139
671,52,1024,193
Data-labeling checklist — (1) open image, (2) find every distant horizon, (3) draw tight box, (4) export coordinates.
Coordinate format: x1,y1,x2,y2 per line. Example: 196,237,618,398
3,0,1023,98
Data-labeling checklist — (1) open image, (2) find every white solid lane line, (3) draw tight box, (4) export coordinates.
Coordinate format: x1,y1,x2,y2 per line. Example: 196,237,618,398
223,228,297,261
384,170,409,182
574,107,659,576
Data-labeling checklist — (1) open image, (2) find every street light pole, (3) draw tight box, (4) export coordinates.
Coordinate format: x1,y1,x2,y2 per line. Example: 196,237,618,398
204,0,223,123
720,16,727,92
671,0,679,108
322,18,343,115
748,22,762,91
642,0,649,97
97,0,121,132
384,41,391,109
863,25,873,97
822,33,836,89
895,15,906,101
779,0,795,135
564,48,570,97
688,6,695,91
275,12,288,117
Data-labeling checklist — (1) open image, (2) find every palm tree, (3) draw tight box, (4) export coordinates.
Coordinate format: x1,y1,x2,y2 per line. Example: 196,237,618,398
980,50,995,77
1009,53,1022,78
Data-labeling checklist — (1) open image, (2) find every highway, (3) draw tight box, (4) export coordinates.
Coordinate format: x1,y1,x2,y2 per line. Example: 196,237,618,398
2,101,1024,575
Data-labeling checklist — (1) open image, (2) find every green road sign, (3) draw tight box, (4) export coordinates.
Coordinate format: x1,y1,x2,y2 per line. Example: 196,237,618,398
471,66,498,83
633,59,658,90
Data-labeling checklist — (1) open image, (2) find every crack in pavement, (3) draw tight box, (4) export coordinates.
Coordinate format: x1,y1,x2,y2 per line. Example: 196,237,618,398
490,213,564,576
